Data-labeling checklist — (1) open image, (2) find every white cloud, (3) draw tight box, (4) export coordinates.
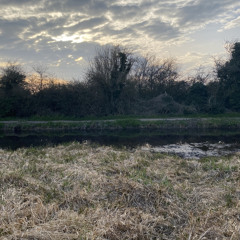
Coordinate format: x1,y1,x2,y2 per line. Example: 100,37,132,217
220,16,240,31
52,34,85,43
75,56,83,62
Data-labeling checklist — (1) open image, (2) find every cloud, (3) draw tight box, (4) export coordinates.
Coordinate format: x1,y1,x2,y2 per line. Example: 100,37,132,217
0,0,239,80
135,19,180,41
75,57,83,62
0,0,39,6
67,16,108,32
108,4,143,21
220,15,240,31
177,51,216,76
43,0,109,15
0,18,31,49
176,0,240,29
98,24,137,39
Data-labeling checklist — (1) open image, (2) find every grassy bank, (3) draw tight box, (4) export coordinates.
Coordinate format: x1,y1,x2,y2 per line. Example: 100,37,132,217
1,116,240,133
2,112,240,121
0,142,239,239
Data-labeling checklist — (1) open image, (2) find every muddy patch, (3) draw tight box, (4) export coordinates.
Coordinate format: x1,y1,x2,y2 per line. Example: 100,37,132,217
142,142,240,159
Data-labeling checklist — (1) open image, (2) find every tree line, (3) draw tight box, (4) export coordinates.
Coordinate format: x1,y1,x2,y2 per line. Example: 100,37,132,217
0,42,240,118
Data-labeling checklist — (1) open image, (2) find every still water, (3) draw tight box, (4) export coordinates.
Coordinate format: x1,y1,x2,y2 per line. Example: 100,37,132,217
1,129,240,158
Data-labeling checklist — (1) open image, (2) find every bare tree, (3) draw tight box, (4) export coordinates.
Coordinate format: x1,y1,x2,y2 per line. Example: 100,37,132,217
133,55,178,99
188,66,212,85
86,45,135,114
27,65,57,93
32,65,48,90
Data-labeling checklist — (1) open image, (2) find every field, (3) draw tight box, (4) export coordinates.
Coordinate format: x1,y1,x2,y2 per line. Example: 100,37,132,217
0,142,240,239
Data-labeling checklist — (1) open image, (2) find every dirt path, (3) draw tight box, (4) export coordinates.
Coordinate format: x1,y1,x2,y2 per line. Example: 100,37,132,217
0,118,201,124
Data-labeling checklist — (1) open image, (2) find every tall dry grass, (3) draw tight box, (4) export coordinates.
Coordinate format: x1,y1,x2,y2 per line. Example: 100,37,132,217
0,142,239,239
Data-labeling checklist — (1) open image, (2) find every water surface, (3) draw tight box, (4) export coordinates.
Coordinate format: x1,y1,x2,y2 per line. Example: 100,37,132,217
1,129,240,158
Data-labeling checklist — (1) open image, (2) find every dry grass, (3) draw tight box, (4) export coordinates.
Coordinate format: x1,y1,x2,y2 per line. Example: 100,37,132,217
0,142,240,239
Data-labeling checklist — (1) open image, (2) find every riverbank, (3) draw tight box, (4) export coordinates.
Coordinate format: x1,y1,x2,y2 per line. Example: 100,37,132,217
0,142,239,239
1,117,240,133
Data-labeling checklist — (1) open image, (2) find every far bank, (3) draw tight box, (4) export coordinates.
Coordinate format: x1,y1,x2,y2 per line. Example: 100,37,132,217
1,117,240,133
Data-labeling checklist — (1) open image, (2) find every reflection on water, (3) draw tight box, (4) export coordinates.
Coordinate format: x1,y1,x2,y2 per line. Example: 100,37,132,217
0,129,240,158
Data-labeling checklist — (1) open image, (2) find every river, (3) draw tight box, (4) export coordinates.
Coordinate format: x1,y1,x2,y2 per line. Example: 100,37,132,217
1,129,240,158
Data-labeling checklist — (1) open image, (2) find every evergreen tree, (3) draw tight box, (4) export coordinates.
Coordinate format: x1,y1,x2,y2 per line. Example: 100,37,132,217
217,42,240,110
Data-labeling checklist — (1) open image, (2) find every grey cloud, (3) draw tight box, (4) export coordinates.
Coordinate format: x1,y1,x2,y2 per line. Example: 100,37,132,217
32,16,70,36
16,15,71,39
0,18,29,32
0,36,38,63
0,0,39,6
43,0,86,12
38,16,69,29
0,18,31,47
97,24,138,40
43,0,109,15
70,41,100,60
67,17,108,32
177,0,240,26
135,19,180,41
109,4,143,20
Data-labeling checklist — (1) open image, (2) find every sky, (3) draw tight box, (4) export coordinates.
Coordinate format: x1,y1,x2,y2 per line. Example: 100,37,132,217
0,0,239,81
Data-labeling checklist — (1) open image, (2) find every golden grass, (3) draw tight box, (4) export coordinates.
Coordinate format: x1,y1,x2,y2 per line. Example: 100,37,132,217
0,142,239,239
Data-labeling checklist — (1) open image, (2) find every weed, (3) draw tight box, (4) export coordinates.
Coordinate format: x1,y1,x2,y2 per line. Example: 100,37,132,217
150,152,166,160
130,167,153,185
224,193,235,208
63,154,76,163
62,179,72,189
101,152,118,164
43,186,62,203
161,177,173,189
23,147,46,158
27,160,38,174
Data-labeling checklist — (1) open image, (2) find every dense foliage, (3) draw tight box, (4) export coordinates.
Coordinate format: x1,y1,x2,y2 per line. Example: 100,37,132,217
0,43,239,118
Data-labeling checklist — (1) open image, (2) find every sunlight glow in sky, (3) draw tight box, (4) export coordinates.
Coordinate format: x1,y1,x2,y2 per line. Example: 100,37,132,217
52,34,85,43
0,0,239,80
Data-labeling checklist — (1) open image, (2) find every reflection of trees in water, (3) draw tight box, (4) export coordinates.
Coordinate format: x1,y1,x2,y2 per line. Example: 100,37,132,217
1,129,240,151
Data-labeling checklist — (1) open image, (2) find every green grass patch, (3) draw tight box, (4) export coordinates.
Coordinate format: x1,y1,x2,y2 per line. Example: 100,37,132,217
114,119,141,128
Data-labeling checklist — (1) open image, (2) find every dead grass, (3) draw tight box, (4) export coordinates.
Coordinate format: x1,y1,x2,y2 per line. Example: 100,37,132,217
0,142,240,239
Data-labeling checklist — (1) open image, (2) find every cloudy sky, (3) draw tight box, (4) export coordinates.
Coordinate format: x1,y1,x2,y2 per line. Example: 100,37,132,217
0,0,239,80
